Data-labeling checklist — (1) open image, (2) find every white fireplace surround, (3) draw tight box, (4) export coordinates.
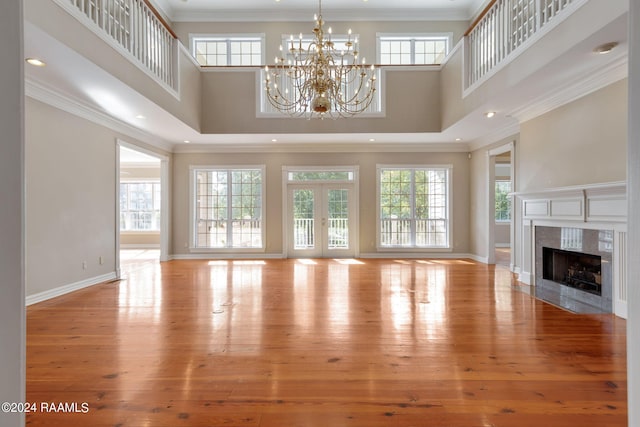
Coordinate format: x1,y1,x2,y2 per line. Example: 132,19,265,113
514,182,627,319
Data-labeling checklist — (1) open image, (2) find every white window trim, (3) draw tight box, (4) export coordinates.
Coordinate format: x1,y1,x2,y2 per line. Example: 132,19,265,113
284,165,358,184
376,32,453,65
376,164,452,251
278,33,361,59
190,33,266,66
119,180,162,232
495,179,513,224
189,165,266,253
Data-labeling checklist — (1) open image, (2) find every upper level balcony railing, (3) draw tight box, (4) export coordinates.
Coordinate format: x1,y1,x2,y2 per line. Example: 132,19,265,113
464,0,579,90
63,0,178,92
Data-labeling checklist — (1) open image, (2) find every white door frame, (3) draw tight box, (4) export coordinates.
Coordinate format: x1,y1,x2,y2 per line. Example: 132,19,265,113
487,141,515,267
282,166,360,258
116,140,170,278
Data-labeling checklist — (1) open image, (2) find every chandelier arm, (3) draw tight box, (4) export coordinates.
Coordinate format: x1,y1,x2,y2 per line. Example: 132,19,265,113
264,0,376,118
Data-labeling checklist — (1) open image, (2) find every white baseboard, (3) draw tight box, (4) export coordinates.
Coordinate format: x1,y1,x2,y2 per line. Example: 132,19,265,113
120,244,160,249
170,253,285,260
360,252,488,263
495,243,511,248
615,300,628,319
518,271,532,286
26,272,118,306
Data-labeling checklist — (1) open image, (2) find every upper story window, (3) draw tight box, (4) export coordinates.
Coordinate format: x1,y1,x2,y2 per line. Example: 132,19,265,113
192,35,264,66
279,34,358,60
377,34,451,65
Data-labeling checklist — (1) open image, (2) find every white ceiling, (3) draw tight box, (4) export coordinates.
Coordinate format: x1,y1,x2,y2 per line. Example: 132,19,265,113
154,0,488,22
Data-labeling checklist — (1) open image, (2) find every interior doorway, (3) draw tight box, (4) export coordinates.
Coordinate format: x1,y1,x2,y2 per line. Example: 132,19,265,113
116,141,169,277
487,142,514,268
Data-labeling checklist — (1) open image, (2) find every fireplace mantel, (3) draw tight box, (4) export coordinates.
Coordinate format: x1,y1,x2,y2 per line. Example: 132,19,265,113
513,182,627,318
514,181,626,224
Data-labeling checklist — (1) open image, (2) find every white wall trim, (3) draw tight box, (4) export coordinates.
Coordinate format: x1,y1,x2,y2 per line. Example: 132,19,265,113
518,271,532,286
26,79,174,152
26,272,117,306
360,252,486,262
469,122,520,152
172,141,472,154
120,244,161,249
170,8,472,23
509,54,628,123
171,253,285,260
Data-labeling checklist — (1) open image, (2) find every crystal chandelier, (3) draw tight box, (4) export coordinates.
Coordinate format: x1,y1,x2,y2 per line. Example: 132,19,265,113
264,0,377,119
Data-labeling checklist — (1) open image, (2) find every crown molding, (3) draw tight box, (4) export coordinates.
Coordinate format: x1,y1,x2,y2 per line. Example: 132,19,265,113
172,141,471,154
171,8,471,23
25,79,175,153
468,121,520,152
508,54,629,123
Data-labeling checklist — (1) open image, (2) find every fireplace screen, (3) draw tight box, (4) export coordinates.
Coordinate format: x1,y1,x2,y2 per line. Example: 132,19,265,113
542,247,602,296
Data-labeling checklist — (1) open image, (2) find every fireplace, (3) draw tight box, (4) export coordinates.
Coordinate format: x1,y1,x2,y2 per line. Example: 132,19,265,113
535,226,612,313
542,248,602,296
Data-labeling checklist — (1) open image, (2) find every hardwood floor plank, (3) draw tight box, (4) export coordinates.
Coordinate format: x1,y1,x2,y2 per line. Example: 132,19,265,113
26,258,627,426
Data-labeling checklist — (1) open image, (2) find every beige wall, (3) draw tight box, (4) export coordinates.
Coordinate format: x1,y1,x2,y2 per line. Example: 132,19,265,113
518,79,628,192
177,19,468,135
172,150,470,256
25,98,169,297
200,68,442,134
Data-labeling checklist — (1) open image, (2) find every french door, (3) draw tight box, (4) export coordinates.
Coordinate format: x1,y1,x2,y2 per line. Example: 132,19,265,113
287,184,356,258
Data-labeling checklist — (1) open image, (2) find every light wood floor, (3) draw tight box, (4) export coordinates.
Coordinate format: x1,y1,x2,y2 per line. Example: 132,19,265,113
26,258,627,426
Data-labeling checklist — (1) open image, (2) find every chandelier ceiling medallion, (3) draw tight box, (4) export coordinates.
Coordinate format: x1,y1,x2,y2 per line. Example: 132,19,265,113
264,0,377,119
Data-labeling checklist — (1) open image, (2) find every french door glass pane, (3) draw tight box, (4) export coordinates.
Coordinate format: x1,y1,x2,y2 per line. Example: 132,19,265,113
293,189,315,249
327,189,349,250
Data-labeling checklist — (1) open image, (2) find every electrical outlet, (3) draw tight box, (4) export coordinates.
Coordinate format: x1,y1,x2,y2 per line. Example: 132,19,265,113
99,256,104,265
82,261,87,270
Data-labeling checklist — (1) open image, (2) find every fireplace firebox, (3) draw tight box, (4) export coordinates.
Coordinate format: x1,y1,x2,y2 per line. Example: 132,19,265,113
535,226,612,314
542,247,602,296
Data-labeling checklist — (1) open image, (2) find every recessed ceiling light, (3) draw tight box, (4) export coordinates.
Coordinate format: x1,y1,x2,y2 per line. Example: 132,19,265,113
135,114,146,119
455,138,462,141
26,58,46,67
183,140,190,144
271,139,278,142
594,42,618,55
485,111,496,118
369,138,376,142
